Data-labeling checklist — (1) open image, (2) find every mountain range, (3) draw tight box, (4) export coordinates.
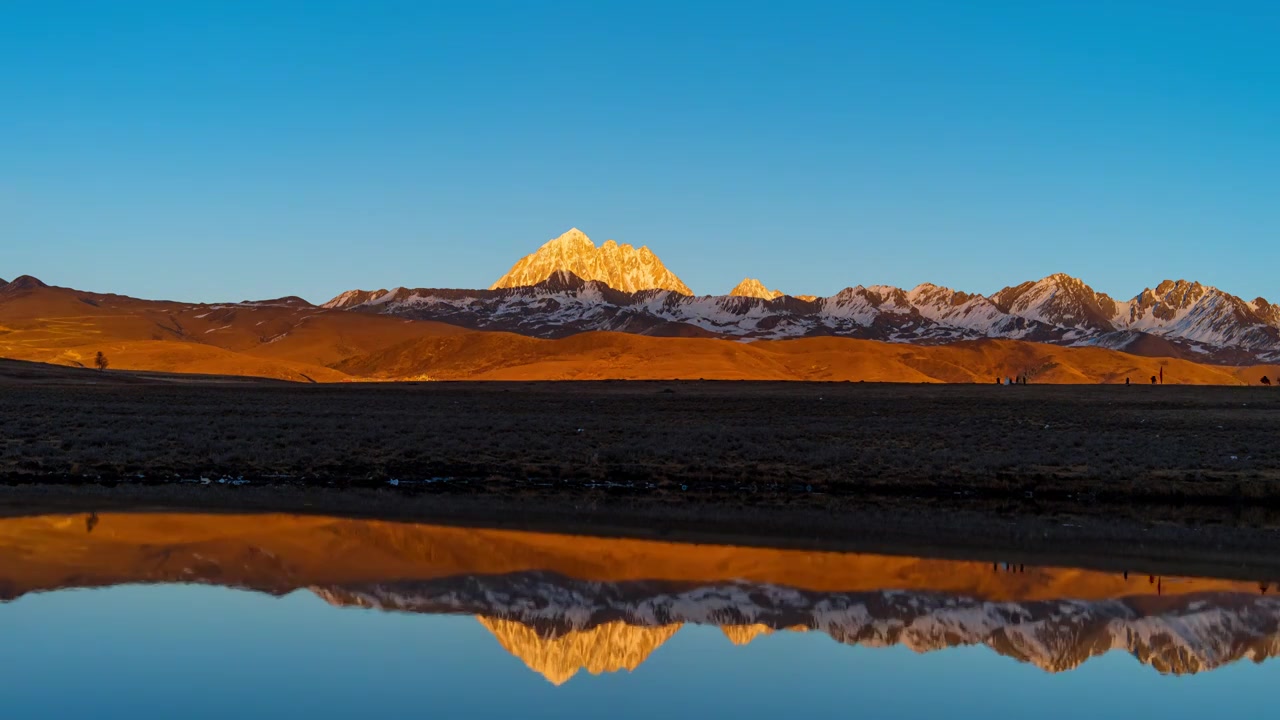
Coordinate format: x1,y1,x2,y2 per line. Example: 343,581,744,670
323,229,1280,365
4,229,1280,381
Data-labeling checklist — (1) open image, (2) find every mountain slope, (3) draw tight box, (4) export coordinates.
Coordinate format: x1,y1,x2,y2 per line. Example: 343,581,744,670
0,278,466,381
990,274,1120,333
490,228,693,295
330,330,1251,384
1116,280,1280,354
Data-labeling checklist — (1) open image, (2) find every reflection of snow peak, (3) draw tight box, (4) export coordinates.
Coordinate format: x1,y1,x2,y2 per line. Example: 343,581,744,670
311,573,1280,679
479,618,680,685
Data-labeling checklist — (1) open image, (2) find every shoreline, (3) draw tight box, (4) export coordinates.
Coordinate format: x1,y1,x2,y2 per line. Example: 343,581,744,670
5,483,1280,582
5,377,1280,581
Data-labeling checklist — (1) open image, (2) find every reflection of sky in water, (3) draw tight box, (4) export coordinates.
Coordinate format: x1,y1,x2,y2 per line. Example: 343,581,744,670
0,585,1274,719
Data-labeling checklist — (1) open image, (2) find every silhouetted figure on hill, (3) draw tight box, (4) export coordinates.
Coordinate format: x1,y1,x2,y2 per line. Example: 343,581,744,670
85,512,98,534
1262,376,1272,386
1125,377,1131,386
1151,376,1158,385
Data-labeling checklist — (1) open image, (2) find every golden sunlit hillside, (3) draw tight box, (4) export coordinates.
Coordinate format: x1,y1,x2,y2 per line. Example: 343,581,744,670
0,279,1273,384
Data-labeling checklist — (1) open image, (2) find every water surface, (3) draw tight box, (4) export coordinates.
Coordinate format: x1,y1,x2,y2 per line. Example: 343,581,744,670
0,513,1275,718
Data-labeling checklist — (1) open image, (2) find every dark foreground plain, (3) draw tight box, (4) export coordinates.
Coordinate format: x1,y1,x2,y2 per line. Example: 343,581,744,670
3,358,1280,567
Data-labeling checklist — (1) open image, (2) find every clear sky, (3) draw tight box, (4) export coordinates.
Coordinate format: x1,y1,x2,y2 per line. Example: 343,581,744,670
2,0,1277,304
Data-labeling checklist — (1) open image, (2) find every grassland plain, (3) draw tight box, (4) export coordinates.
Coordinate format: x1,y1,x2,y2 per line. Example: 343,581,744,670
2,359,1279,501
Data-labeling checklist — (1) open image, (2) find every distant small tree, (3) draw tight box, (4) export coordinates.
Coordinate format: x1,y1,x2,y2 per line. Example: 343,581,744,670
94,351,109,371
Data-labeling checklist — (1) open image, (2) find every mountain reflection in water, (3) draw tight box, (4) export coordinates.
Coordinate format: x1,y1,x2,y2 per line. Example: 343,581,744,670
1,513,1277,685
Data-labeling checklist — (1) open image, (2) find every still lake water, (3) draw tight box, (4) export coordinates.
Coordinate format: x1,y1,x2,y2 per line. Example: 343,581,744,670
0,513,1275,718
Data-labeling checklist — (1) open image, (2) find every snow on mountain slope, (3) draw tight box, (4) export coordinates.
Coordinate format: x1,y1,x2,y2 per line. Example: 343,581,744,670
320,272,1280,361
490,228,694,295
990,274,1120,334
322,288,389,309
908,283,996,328
1253,298,1280,329
1115,280,1280,350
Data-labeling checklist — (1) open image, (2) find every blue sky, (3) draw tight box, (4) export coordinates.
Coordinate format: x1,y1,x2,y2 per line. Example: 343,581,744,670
2,0,1277,303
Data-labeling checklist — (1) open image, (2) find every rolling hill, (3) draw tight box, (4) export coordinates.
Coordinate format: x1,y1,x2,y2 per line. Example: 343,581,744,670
1,274,1277,384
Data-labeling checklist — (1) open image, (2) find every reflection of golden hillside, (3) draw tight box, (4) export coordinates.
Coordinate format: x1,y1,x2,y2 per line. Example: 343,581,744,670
0,512,1267,602
478,617,681,685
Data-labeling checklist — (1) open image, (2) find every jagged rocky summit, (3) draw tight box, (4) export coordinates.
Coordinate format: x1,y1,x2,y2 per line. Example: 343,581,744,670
490,228,694,295
729,278,784,300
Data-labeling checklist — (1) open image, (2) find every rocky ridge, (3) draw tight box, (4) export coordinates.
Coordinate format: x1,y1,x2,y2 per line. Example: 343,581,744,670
321,229,1280,362
325,271,1280,362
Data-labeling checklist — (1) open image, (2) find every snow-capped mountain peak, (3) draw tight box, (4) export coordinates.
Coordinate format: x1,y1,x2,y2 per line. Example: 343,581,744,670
729,278,784,300
990,274,1119,332
1115,279,1279,349
490,229,693,295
